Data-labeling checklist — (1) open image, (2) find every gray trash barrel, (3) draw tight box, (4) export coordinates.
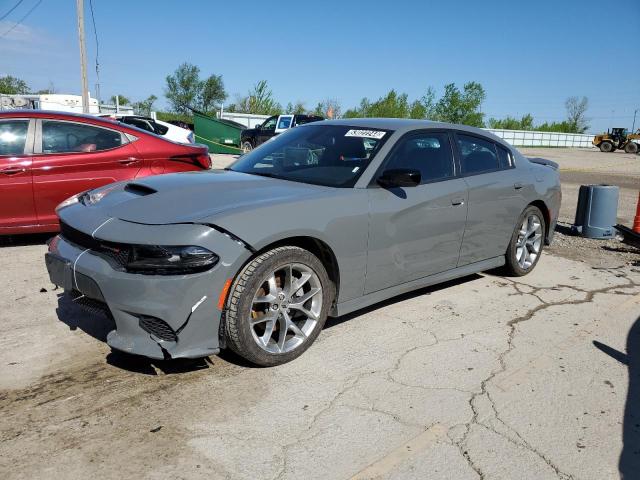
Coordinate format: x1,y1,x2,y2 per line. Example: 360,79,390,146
572,184,619,238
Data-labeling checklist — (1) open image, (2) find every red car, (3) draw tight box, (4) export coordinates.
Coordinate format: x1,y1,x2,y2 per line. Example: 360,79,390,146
0,111,210,234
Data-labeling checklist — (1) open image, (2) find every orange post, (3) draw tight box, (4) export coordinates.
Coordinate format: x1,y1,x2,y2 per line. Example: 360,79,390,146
633,191,640,234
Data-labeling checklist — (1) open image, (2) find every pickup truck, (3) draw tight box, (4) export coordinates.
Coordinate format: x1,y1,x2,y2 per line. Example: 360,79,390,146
240,114,323,152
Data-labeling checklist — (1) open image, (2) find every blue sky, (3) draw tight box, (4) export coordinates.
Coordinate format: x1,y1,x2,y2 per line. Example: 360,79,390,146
1,0,638,133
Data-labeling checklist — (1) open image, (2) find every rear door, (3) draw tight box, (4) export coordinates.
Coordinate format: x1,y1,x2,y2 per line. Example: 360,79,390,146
365,130,468,293
454,132,526,266
31,119,142,227
0,118,37,231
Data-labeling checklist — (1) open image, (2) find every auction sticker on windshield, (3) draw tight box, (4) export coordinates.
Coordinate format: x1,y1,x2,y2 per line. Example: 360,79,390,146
345,129,386,139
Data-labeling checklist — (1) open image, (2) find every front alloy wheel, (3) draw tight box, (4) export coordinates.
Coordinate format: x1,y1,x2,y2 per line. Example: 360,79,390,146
223,246,332,366
250,263,323,354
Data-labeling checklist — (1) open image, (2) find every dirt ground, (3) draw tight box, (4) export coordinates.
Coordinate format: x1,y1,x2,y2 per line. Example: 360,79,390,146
1,148,639,480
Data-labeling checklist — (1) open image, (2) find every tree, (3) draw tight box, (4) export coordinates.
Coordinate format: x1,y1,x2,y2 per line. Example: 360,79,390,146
232,80,282,115
200,74,226,112
165,63,201,114
0,75,30,94
109,94,130,106
565,96,589,133
488,114,534,130
132,95,158,116
313,98,341,118
165,63,227,114
433,82,485,127
286,101,306,114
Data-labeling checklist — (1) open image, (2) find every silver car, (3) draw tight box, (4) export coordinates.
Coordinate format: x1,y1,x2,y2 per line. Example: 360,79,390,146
46,119,561,366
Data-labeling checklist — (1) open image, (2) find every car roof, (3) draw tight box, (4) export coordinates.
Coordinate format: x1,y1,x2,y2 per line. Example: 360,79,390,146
0,109,130,127
316,118,509,146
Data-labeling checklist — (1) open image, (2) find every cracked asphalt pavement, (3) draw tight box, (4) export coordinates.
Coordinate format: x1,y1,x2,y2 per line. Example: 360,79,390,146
1,149,639,479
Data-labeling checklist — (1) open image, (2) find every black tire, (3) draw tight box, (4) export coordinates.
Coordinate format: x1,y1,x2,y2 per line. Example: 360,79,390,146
503,205,546,277
599,141,614,153
223,246,333,367
241,140,253,153
624,142,638,154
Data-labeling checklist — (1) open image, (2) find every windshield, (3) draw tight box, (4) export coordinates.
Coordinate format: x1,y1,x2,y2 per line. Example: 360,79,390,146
230,124,391,187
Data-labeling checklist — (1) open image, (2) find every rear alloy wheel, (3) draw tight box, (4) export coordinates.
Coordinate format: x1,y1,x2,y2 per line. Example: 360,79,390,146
224,246,332,366
503,206,545,276
599,141,614,152
624,142,638,154
241,141,253,154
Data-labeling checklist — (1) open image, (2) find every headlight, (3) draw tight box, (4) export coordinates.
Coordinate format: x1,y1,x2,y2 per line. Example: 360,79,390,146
55,191,86,213
187,131,195,143
125,245,218,274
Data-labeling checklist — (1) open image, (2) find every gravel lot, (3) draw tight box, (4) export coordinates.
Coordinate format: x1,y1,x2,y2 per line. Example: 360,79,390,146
1,148,638,480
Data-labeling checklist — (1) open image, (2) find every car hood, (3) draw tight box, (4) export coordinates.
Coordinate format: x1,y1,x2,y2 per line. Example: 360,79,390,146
98,170,331,225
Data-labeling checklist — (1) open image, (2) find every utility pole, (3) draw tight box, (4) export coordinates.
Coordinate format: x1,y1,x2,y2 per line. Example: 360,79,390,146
633,109,638,132
76,0,90,113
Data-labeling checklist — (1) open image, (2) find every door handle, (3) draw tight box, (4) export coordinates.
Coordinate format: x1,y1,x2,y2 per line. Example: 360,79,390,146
451,197,465,206
0,167,26,175
119,157,140,166
514,182,524,190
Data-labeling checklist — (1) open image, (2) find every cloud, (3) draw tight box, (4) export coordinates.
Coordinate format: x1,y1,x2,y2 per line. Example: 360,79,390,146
0,20,65,54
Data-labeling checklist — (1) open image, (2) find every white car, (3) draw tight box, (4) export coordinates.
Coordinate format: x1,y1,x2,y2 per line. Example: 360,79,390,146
98,114,195,144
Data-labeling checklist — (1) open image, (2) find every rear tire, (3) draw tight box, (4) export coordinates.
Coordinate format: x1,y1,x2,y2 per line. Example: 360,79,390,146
624,142,638,154
503,206,546,277
223,246,333,367
599,141,614,152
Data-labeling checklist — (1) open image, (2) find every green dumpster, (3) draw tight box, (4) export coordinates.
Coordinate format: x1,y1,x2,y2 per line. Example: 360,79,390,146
193,111,243,154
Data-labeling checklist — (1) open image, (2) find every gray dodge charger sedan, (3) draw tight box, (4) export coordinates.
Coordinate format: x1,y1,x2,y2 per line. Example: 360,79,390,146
46,119,561,366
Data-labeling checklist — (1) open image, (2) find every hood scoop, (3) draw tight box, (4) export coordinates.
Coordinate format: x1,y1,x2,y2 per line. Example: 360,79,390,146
124,183,157,196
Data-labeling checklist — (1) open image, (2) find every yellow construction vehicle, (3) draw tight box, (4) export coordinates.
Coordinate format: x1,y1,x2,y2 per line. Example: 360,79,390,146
593,128,640,153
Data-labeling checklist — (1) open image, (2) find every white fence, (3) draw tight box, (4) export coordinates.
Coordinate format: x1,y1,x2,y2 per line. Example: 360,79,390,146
484,128,594,148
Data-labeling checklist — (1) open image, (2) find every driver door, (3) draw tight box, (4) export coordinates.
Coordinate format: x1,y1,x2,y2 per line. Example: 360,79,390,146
257,116,278,146
365,131,468,294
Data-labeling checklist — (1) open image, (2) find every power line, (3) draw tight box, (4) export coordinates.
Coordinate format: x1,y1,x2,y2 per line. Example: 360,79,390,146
0,0,25,22
0,0,43,39
88,0,100,102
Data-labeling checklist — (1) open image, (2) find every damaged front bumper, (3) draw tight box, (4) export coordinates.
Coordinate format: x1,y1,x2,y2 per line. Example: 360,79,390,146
45,217,252,360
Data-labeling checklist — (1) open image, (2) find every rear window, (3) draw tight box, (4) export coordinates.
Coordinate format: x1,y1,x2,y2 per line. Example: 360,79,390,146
457,134,499,175
42,121,124,153
496,144,513,168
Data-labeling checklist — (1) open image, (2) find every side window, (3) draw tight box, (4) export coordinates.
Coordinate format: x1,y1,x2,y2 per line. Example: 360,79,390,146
261,116,277,130
496,144,513,168
0,120,29,156
457,134,499,175
42,121,124,153
277,116,292,129
385,132,454,184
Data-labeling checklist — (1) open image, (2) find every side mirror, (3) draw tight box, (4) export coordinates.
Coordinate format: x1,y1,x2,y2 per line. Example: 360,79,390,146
377,168,421,188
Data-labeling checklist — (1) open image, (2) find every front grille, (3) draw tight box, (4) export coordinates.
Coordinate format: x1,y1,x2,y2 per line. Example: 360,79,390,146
60,222,130,269
60,222,100,250
139,315,177,342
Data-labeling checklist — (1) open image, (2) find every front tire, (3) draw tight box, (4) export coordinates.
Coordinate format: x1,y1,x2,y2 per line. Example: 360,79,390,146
223,246,333,366
624,142,638,154
503,206,545,277
599,141,614,152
